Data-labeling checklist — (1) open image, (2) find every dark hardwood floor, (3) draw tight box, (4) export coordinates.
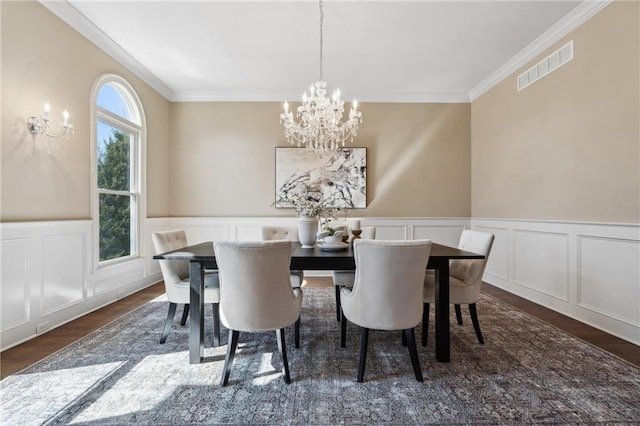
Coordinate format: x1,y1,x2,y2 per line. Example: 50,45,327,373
481,284,640,366
1,278,638,379
1,283,166,380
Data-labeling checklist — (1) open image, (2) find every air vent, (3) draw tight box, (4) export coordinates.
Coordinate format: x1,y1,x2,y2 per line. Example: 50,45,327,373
518,41,573,91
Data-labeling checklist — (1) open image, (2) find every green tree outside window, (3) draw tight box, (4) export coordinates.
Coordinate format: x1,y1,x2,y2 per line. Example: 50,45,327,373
98,128,131,261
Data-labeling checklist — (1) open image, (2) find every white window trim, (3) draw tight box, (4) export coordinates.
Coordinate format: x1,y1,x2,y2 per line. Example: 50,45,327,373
90,74,147,272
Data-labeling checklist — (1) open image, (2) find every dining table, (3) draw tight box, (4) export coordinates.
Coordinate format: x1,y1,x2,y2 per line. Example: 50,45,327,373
154,240,485,364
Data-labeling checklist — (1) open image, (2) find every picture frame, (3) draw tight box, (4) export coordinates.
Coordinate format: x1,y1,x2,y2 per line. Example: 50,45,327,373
275,147,367,209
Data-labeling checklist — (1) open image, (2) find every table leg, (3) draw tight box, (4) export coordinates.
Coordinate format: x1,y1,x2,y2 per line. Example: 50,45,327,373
189,261,205,364
434,258,450,362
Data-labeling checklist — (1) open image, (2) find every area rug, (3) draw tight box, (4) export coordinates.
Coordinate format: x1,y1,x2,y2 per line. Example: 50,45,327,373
1,288,639,425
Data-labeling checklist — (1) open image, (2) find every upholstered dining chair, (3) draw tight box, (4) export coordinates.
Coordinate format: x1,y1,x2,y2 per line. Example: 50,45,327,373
214,240,303,386
151,230,221,346
332,226,376,321
340,239,432,382
261,226,304,288
422,229,494,346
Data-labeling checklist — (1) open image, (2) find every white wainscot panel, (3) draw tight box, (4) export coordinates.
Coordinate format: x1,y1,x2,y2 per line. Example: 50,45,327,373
1,239,30,330
93,262,147,297
149,261,162,279
42,234,86,315
236,225,266,241
181,226,230,244
578,236,640,326
413,225,464,246
372,225,407,240
475,225,509,282
514,230,569,301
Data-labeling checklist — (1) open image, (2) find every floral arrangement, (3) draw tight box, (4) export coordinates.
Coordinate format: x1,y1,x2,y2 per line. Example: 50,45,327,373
275,189,348,224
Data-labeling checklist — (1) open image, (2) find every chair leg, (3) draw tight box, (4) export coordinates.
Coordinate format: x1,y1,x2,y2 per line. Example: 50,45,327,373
357,327,369,383
469,303,484,344
276,328,291,384
220,330,239,386
335,285,341,322
421,303,430,347
180,304,190,326
340,310,347,348
160,302,177,344
294,315,301,349
212,303,220,347
404,328,423,382
455,304,463,325
401,330,407,346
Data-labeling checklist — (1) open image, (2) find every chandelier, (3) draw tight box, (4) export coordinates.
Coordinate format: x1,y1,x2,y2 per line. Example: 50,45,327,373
280,0,362,152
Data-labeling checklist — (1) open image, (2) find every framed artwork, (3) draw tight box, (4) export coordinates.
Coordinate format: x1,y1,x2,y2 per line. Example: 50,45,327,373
275,147,367,209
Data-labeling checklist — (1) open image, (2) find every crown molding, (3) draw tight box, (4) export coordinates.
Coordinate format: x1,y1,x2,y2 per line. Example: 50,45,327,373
353,92,471,104
39,1,174,101
172,91,471,103
468,0,612,102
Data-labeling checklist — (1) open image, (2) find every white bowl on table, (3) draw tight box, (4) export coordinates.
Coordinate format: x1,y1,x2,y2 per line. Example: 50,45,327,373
323,231,344,245
324,235,343,245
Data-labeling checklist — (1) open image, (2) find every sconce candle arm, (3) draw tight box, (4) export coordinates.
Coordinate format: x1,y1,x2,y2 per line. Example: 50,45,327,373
28,102,74,153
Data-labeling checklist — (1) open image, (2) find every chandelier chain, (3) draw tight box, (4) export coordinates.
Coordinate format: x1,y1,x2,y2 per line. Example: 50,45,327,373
319,0,324,81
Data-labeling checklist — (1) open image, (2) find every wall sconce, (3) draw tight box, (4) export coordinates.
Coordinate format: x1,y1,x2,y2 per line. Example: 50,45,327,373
28,102,75,153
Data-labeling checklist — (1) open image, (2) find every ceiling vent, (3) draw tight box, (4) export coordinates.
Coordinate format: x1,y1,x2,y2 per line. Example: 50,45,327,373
518,41,573,91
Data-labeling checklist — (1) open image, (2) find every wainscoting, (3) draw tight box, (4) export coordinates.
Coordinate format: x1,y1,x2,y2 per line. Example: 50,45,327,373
1,217,638,350
1,220,167,350
471,218,639,345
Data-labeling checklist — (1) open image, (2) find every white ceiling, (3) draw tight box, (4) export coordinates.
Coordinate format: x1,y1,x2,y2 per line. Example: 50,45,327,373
44,1,609,102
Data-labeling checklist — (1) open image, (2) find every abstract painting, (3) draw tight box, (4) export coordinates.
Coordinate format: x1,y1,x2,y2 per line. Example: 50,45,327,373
275,148,367,209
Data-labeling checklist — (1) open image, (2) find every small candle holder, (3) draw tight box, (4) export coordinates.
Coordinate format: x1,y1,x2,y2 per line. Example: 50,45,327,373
350,229,362,248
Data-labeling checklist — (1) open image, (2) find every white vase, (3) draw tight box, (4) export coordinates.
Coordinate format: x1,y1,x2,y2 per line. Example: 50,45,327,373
298,216,318,248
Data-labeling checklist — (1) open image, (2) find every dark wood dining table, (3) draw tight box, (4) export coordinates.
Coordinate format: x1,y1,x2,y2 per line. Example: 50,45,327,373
154,241,484,364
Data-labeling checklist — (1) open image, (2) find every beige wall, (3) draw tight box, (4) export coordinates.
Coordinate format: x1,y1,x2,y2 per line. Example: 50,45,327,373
1,1,171,221
7,1,634,224
169,102,471,217
1,2,471,221
471,1,639,223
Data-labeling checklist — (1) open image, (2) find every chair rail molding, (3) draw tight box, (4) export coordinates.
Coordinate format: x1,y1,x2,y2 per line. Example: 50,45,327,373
471,218,640,345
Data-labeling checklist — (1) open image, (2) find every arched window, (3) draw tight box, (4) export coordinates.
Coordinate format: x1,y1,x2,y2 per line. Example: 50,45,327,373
91,75,145,266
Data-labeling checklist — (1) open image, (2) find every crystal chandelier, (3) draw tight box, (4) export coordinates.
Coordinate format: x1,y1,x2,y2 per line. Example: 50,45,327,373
280,0,362,152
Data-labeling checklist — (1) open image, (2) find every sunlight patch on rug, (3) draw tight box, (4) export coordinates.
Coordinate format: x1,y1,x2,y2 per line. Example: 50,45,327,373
69,352,215,423
251,352,283,386
0,362,125,426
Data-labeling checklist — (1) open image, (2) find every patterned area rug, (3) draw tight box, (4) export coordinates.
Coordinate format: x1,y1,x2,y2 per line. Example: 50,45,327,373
1,287,639,425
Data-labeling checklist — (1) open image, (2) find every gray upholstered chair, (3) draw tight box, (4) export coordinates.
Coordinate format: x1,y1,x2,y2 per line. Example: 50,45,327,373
261,226,304,288
332,226,376,321
422,229,494,346
340,239,432,382
214,240,303,386
151,230,221,346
